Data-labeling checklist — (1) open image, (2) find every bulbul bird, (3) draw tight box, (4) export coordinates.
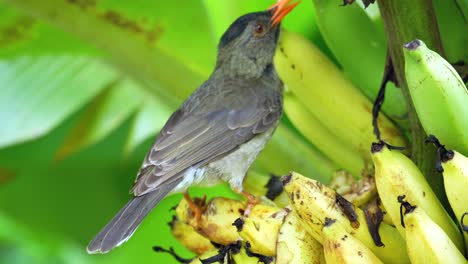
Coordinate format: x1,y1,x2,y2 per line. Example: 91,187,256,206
87,0,298,254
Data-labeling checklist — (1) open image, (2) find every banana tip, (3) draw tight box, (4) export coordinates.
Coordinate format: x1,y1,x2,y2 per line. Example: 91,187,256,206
404,39,422,51
371,142,385,153
281,173,292,186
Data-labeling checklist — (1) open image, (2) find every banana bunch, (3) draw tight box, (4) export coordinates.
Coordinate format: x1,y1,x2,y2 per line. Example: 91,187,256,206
158,14,468,264
275,30,407,178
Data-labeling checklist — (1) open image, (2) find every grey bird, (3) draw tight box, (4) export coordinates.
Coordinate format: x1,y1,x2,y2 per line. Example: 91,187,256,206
87,1,298,254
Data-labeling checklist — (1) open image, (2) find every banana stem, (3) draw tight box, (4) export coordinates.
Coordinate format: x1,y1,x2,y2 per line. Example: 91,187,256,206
377,0,447,203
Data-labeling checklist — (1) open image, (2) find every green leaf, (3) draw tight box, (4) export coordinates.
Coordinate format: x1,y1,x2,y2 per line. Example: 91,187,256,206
0,55,116,148
56,78,146,159
124,96,175,156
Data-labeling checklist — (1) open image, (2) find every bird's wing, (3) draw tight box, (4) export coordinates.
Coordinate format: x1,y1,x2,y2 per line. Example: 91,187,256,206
131,78,282,196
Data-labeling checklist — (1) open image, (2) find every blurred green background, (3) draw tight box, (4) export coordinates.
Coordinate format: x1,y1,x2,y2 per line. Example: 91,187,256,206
0,0,464,263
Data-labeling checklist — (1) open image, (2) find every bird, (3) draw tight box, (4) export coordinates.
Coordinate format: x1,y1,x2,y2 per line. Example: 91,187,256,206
87,0,299,254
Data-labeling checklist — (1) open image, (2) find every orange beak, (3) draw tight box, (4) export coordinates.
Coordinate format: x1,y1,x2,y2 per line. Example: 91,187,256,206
268,0,300,26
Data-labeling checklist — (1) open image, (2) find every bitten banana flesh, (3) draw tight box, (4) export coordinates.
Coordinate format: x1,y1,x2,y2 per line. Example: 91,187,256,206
276,209,325,264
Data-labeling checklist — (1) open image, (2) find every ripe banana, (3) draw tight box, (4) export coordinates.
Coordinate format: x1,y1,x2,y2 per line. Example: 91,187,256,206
322,218,384,264
427,135,468,254
176,197,244,245
400,199,466,264
282,171,409,263
403,39,468,155
370,142,464,251
283,92,365,177
276,209,325,264
275,30,407,162
169,215,215,255
236,207,288,256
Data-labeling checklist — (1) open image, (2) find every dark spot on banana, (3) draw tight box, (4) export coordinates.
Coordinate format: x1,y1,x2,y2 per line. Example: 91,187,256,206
291,64,295,69
295,190,301,199
282,173,292,185
364,198,385,247
232,218,244,232
336,193,359,228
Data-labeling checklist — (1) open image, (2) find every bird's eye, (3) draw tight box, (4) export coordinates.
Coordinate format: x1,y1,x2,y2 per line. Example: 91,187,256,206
253,23,266,37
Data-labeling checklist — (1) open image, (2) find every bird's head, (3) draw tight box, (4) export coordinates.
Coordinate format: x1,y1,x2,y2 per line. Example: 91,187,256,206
215,0,299,78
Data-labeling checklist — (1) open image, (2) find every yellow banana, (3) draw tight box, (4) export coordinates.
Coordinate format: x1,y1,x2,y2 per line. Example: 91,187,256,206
283,172,409,263
275,30,407,161
427,135,468,254
176,197,244,245
404,39,468,155
322,218,384,264
400,199,466,264
169,215,215,255
283,92,365,177
276,209,325,264
371,142,464,251
236,206,288,256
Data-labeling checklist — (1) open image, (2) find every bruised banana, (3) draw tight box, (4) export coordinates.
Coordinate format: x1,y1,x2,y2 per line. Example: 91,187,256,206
283,92,365,177
371,142,464,251
169,216,215,255
322,218,384,264
176,196,282,250
276,209,325,264
404,39,468,155
236,207,289,256
400,200,466,264
427,136,468,253
176,197,244,245
283,172,409,263
275,30,407,161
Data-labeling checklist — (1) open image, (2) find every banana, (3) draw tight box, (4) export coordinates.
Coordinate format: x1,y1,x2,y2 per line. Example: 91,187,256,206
322,218,384,264
282,172,409,263
283,92,365,177
169,215,215,255
427,135,468,254
176,197,244,245
276,209,325,264
399,199,466,264
403,39,468,155
311,0,408,121
275,30,407,162
370,142,464,251
236,207,288,256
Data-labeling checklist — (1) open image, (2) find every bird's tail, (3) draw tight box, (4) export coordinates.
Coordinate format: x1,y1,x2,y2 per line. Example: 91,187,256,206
87,182,179,254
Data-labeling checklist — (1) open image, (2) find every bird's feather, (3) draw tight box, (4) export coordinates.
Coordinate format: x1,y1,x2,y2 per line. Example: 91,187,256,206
131,75,282,196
